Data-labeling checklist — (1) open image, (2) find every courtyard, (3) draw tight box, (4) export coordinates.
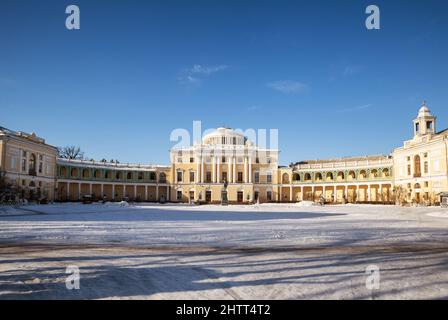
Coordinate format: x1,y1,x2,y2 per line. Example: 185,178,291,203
0,203,447,299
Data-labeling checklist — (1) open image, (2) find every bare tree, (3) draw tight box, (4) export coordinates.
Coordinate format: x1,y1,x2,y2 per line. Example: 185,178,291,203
58,146,85,160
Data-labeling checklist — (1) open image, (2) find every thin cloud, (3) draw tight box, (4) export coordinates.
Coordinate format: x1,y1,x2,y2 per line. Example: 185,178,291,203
266,81,309,94
247,105,261,111
178,64,228,88
190,64,228,75
343,65,365,76
336,103,373,113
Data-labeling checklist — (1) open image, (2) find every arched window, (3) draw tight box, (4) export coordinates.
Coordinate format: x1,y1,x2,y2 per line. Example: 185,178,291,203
359,170,366,179
337,171,345,181
326,172,333,181
304,173,312,181
292,173,300,181
60,167,67,178
370,169,378,178
315,172,322,181
382,168,389,177
414,155,421,177
105,171,112,179
70,168,78,177
348,171,356,180
282,173,289,184
82,169,90,178
29,154,36,172
138,172,144,180
94,170,101,178
159,172,166,183
116,171,123,180
127,172,133,180
149,172,156,180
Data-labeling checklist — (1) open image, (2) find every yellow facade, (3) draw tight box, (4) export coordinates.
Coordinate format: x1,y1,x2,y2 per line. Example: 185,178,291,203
0,127,58,201
1,103,447,205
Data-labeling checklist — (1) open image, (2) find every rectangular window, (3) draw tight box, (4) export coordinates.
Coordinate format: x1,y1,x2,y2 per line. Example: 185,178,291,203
222,171,227,181
10,157,16,170
190,157,194,163
189,171,195,182
177,190,182,201
254,172,260,183
267,191,272,201
407,165,411,176
177,171,183,182
424,162,428,174
256,157,260,164
237,172,243,182
22,150,27,158
39,162,43,174
266,157,271,164
424,181,429,188
22,158,26,172
222,156,226,163
177,157,183,163
206,172,212,183
267,173,272,183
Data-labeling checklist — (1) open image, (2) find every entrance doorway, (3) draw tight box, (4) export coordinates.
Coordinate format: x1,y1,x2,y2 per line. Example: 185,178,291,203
237,191,243,203
189,191,194,202
205,191,212,203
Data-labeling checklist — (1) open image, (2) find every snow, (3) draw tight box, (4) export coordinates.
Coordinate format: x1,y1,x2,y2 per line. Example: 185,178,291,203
1,203,448,299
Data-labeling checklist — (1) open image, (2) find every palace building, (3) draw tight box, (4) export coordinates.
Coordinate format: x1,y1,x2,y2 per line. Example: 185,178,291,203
1,102,447,205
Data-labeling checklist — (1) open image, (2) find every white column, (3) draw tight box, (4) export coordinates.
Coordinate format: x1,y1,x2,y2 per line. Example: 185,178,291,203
300,187,303,201
248,156,252,183
101,184,104,197
196,159,200,183
123,185,126,198
134,185,137,199
89,183,92,195
289,186,292,202
201,158,205,183
77,183,81,200
367,185,371,201
228,157,232,183
156,186,159,201
112,184,115,200
379,184,383,201
334,185,337,202
145,185,148,201
216,157,221,183
166,186,169,201
244,157,248,183
233,157,236,183
212,157,216,183
67,183,70,200
312,186,315,201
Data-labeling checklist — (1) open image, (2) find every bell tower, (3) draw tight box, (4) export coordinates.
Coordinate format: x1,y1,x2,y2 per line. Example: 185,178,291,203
413,101,436,137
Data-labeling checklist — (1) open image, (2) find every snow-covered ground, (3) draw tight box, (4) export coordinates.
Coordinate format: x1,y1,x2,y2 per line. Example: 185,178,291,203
1,203,448,299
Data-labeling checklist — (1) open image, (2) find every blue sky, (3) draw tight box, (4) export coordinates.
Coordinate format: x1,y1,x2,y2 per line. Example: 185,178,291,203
1,0,447,165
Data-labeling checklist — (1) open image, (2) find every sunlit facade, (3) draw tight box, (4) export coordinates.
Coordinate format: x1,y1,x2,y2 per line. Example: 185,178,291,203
1,103,447,205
